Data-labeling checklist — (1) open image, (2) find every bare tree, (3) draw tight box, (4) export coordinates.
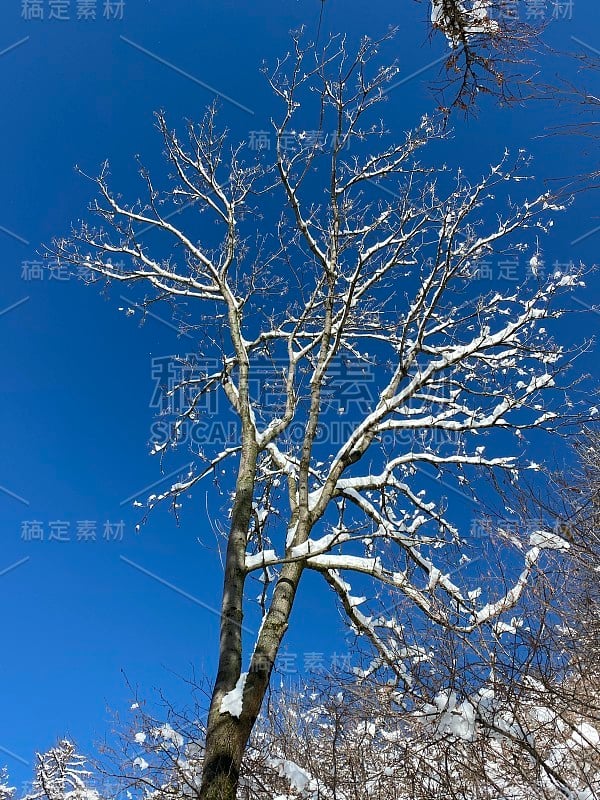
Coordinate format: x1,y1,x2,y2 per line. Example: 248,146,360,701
94,668,600,800
320,1,542,111
53,33,590,800
427,0,540,111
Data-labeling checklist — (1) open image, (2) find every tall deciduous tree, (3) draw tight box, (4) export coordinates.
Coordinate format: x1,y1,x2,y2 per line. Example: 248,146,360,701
54,33,589,800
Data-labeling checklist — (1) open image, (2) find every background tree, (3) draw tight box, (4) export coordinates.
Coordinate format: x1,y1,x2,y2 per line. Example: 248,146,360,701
319,1,543,111
0,770,14,800
53,32,590,800
427,0,539,111
92,666,600,800
21,741,100,800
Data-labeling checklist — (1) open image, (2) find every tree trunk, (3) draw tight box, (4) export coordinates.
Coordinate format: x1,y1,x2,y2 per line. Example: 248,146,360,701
199,714,247,800
200,433,257,800
200,523,305,800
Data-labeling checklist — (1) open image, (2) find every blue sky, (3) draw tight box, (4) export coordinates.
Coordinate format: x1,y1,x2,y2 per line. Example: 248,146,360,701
0,0,599,789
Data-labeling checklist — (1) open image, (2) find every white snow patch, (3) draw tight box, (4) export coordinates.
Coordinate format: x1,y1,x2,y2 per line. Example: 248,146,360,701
246,549,278,570
220,672,248,718
266,758,316,793
529,530,570,551
151,723,184,748
570,722,600,748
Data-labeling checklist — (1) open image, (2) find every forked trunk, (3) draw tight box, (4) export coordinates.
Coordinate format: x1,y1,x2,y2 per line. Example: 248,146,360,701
200,541,305,800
